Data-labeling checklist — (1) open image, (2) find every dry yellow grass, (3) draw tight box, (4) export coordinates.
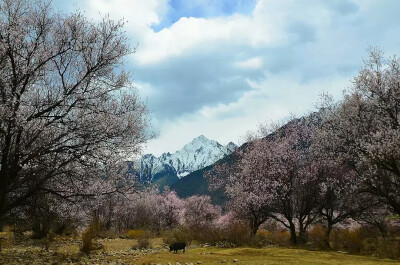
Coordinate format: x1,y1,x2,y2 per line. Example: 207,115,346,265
135,246,400,265
1,237,400,264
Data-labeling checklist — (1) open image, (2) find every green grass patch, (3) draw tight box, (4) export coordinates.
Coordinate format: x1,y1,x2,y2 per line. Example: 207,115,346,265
135,246,400,265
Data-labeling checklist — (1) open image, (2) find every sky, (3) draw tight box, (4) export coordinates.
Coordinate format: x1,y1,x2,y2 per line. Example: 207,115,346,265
53,0,400,156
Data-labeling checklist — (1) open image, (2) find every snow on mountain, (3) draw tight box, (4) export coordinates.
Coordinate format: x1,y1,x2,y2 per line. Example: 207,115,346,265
139,135,237,182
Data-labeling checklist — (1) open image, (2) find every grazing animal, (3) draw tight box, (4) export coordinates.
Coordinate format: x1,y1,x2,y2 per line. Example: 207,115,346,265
169,242,186,254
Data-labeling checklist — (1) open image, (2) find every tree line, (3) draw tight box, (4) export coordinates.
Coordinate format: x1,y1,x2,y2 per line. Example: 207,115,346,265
206,48,400,246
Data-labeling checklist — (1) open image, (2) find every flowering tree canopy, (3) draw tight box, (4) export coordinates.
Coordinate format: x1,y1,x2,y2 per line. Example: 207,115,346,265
208,120,322,243
316,48,400,215
0,0,148,223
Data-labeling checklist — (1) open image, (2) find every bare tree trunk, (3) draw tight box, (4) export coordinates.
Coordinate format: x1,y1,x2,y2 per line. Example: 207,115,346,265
289,221,298,245
377,223,387,237
251,221,259,235
298,223,308,244
324,223,333,249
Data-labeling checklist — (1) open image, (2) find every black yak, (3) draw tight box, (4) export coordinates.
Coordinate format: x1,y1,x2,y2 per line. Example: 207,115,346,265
169,242,186,254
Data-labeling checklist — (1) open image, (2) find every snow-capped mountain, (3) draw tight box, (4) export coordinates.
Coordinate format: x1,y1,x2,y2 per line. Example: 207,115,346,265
138,135,237,184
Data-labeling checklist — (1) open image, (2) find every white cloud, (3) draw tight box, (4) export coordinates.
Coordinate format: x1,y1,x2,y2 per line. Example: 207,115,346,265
145,73,349,156
235,57,263,69
79,0,400,156
84,0,168,38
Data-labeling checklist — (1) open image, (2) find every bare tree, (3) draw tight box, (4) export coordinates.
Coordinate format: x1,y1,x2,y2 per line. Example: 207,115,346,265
0,0,148,226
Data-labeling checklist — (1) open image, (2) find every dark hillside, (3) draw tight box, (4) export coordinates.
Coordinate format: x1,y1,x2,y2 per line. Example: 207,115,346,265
171,111,323,205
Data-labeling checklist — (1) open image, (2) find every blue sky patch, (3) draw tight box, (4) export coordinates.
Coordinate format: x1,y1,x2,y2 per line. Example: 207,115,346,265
152,0,256,32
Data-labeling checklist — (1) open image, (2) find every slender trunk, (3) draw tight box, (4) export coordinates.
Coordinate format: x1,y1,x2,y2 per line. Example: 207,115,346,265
250,212,264,235
377,223,387,238
32,220,48,239
289,221,297,245
251,223,259,235
324,223,332,249
298,222,308,244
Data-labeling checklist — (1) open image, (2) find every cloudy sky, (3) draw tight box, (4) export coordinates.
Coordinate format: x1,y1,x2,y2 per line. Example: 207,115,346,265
54,0,400,156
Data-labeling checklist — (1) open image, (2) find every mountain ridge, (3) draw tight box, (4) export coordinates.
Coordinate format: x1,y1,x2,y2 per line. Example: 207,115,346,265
137,135,237,187
171,111,324,205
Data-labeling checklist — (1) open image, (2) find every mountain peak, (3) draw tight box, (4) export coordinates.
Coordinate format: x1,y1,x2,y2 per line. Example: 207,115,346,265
190,135,212,145
194,135,208,141
138,136,236,184
225,142,237,153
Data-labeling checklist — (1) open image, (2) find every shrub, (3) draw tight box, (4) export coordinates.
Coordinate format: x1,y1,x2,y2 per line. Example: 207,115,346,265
136,237,151,249
308,225,327,249
54,219,77,236
190,226,223,245
127,229,146,239
361,238,377,256
332,228,363,254
257,230,290,246
256,229,273,244
162,228,192,245
130,230,152,249
80,218,102,254
376,238,400,259
39,230,56,251
221,222,252,247
98,229,120,239
0,231,14,251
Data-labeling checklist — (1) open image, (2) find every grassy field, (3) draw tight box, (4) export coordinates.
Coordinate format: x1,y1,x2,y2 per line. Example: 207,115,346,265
1,236,400,264
136,246,400,265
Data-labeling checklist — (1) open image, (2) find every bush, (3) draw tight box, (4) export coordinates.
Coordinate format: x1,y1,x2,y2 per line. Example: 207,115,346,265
255,229,291,246
136,237,151,249
80,218,102,254
54,219,77,236
0,231,14,251
162,228,192,245
361,238,377,256
332,228,363,254
255,229,271,245
220,222,252,247
127,229,146,239
191,226,223,245
376,238,400,259
308,225,328,249
130,230,152,249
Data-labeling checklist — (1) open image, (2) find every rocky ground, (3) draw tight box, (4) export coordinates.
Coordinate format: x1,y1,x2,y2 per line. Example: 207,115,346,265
0,235,163,264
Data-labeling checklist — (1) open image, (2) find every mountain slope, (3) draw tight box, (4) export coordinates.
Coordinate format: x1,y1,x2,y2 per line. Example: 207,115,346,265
171,112,323,205
138,135,237,188
171,142,245,205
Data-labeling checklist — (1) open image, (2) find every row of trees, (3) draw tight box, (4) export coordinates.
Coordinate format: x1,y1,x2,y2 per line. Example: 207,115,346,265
207,49,400,246
86,188,225,234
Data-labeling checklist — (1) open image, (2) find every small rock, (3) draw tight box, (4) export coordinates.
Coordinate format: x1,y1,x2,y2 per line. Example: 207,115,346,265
197,261,202,264
221,260,227,263
167,263,172,265
233,259,238,262
176,262,181,265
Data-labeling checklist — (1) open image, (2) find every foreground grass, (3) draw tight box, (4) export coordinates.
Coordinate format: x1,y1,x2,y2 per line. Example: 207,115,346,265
136,247,400,265
1,236,400,264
